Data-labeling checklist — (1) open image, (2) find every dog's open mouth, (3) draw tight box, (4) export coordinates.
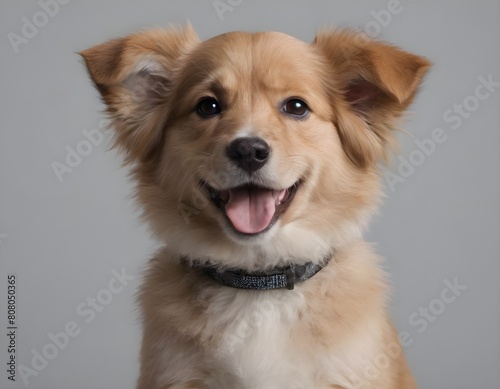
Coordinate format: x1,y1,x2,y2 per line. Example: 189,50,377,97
202,181,300,235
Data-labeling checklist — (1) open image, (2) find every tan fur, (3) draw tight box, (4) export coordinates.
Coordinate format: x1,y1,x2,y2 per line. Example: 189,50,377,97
81,26,430,388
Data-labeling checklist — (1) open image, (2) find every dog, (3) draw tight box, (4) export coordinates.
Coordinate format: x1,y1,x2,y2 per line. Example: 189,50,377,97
81,25,430,389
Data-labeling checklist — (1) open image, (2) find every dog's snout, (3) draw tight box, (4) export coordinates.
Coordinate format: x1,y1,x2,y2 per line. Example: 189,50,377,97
227,137,270,174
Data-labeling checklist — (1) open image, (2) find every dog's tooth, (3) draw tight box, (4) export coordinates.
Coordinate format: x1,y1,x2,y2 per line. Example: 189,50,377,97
278,189,287,202
272,189,287,206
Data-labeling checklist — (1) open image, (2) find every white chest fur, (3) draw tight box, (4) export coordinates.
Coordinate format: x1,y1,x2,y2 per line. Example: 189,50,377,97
198,288,377,389
204,289,312,389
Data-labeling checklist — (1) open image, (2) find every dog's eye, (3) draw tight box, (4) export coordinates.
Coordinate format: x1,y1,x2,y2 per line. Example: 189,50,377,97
282,98,309,118
196,97,221,118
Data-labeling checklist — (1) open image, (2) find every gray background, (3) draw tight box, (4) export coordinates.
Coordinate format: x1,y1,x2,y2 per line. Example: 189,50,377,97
1,0,499,388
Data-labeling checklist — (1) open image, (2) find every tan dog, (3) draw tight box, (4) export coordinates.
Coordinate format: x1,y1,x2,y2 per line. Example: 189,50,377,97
81,25,430,389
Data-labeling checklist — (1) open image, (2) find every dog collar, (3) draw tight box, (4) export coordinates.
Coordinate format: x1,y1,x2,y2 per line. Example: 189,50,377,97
184,253,332,291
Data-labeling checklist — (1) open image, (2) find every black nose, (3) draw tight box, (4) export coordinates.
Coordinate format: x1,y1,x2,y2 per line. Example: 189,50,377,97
227,137,270,174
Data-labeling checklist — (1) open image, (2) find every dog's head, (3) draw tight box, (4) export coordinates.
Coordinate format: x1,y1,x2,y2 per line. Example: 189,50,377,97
81,26,430,269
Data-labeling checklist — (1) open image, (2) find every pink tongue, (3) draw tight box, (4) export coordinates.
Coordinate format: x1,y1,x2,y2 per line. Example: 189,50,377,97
225,187,278,234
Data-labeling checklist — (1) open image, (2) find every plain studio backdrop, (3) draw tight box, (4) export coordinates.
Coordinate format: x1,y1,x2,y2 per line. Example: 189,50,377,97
1,1,499,388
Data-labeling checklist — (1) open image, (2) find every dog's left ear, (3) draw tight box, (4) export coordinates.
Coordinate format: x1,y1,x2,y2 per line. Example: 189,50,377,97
313,30,431,169
80,25,199,163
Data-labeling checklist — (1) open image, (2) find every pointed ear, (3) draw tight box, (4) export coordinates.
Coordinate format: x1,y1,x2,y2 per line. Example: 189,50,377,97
80,25,199,163
313,29,431,168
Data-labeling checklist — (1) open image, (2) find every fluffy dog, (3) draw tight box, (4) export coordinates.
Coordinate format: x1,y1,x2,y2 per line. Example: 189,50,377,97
81,25,430,389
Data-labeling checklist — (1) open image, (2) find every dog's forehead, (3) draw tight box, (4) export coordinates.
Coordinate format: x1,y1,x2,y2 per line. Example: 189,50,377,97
188,31,323,92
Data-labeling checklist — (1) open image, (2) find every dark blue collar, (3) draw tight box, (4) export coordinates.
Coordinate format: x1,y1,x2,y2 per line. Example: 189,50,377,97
184,253,332,291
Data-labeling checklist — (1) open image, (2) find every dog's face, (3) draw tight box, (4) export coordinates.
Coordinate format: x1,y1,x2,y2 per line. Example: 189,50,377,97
81,27,430,269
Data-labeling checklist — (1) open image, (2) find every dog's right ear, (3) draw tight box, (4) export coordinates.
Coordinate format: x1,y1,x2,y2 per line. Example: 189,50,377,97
80,25,199,163
313,29,431,169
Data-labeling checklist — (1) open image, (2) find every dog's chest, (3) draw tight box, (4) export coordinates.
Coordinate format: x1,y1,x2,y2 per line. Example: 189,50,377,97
207,292,303,389
200,290,332,389
194,290,382,389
